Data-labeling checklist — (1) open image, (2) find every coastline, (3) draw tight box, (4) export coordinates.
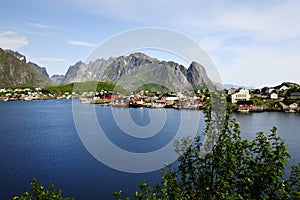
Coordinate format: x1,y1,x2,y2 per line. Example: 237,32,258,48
1,97,299,114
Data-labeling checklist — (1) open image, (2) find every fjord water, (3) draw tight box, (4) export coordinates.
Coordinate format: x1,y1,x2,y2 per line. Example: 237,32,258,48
0,100,299,199
231,112,300,170
0,100,203,199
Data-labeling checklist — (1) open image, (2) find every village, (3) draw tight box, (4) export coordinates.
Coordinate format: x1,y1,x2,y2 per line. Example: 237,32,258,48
0,87,73,101
227,83,300,113
0,82,299,113
79,90,203,110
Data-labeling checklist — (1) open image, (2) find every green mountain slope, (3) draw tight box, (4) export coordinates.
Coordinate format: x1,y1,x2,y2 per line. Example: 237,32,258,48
0,48,49,88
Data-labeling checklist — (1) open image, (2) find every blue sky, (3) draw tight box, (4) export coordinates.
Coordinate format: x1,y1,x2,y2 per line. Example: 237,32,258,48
0,0,299,87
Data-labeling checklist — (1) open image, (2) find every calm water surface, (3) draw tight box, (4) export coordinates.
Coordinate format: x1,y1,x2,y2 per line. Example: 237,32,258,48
232,112,300,169
0,100,299,199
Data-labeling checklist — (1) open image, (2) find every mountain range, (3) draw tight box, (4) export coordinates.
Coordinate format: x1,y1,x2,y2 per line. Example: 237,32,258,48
0,49,212,92
3,48,296,92
62,52,211,92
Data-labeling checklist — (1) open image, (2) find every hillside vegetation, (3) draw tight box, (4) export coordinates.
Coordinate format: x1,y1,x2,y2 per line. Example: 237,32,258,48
0,48,49,88
41,81,124,94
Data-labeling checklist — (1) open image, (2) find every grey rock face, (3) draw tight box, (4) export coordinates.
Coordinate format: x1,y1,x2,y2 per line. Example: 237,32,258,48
63,52,211,91
27,62,49,78
5,49,26,63
187,61,210,88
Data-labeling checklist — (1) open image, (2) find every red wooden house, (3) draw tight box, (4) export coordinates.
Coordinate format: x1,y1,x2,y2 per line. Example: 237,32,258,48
100,92,120,100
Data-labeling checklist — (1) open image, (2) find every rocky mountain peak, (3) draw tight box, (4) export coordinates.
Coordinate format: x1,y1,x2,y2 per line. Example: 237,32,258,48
75,60,85,66
187,62,210,87
5,49,26,63
62,53,211,91
127,52,158,66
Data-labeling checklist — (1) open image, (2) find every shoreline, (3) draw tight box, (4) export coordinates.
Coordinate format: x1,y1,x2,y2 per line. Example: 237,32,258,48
1,97,299,114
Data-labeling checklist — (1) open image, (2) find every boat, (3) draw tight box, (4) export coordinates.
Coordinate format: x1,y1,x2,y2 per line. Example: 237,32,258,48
238,108,250,113
80,97,93,104
151,103,166,108
128,102,143,108
151,100,166,108
285,109,296,113
182,103,199,110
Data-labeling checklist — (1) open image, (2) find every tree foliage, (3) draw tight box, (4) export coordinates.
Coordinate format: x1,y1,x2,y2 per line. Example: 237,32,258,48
41,81,125,95
114,107,300,199
13,178,74,200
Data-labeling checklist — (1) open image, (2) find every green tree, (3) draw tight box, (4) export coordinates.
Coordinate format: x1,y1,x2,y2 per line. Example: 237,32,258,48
114,107,300,199
13,178,74,200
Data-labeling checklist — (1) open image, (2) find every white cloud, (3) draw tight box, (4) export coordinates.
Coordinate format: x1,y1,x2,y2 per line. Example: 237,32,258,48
26,55,67,76
72,0,171,21
27,22,57,29
68,40,96,47
27,55,66,64
219,45,300,87
214,1,300,42
68,1,300,42
38,57,66,62
199,35,229,53
0,31,29,50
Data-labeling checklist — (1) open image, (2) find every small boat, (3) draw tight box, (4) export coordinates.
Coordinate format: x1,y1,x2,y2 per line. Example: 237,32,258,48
285,109,296,113
183,104,199,110
128,102,143,108
151,103,165,108
80,97,93,104
238,108,250,113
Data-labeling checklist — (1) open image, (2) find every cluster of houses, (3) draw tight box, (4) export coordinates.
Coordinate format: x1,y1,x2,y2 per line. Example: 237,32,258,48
227,84,300,113
0,88,44,101
1,83,299,113
0,88,76,101
80,90,203,110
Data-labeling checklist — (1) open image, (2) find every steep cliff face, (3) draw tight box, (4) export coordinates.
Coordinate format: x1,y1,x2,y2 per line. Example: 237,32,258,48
5,49,26,63
64,61,86,83
63,53,159,84
187,61,211,88
6,49,51,80
27,62,49,78
0,48,49,87
63,53,211,92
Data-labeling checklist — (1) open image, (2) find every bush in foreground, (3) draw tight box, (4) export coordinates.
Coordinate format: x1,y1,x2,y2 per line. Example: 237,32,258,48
13,178,73,200
114,109,300,199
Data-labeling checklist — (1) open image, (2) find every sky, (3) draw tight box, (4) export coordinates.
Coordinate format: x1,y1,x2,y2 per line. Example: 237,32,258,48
0,0,299,88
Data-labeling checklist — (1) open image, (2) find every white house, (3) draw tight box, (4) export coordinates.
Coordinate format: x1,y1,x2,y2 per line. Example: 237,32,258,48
270,93,278,99
231,88,251,103
166,96,178,101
